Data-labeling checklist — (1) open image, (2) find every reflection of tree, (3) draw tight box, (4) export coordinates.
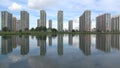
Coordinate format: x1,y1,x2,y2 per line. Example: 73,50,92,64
2,35,11,40
58,34,63,55
36,35,47,40
51,34,57,38
19,35,22,38
96,34,111,53
79,35,91,56
31,35,35,39
36,35,46,56
12,36,17,48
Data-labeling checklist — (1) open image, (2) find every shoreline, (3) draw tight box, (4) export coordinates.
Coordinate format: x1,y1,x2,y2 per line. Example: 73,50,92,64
0,32,120,35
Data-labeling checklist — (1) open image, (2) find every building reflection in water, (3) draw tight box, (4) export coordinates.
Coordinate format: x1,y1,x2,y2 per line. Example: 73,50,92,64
1,36,13,55
20,35,29,55
96,34,111,53
48,35,52,46
68,34,73,45
1,35,29,55
36,35,46,56
58,34,63,55
2,34,120,56
111,34,120,50
12,36,17,49
79,35,91,56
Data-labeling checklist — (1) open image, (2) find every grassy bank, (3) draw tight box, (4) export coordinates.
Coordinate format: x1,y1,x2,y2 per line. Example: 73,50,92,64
0,31,120,35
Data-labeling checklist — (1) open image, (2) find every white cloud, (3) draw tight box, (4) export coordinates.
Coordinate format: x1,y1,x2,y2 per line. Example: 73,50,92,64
11,0,120,29
52,21,57,29
73,18,79,30
9,55,23,62
29,15,38,29
8,2,22,11
64,21,68,30
0,0,12,6
28,0,56,9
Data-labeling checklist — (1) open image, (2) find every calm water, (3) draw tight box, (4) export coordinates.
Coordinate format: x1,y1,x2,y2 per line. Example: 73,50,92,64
0,34,120,68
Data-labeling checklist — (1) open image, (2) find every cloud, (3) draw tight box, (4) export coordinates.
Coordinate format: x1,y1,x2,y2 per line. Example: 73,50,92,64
29,15,38,29
8,55,23,62
63,21,68,30
73,18,79,30
8,2,22,11
1,0,120,29
28,0,56,9
0,0,12,8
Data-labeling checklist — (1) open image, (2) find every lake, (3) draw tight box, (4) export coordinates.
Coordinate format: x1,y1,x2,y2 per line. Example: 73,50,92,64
0,34,120,68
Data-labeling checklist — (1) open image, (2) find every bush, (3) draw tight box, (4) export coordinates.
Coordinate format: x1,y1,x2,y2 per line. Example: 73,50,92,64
2,27,9,32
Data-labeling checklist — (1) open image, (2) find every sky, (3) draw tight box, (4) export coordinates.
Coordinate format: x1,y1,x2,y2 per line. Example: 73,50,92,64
0,0,120,30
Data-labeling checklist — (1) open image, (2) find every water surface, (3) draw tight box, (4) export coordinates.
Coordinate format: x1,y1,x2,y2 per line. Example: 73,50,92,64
0,34,120,68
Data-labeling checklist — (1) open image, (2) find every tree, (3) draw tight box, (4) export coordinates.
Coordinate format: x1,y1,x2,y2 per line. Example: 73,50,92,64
40,26,47,32
2,27,9,32
19,30,22,32
96,29,101,32
51,28,57,32
35,26,47,32
72,29,75,32
35,27,40,31
30,28,35,31
43,27,47,31
24,28,29,31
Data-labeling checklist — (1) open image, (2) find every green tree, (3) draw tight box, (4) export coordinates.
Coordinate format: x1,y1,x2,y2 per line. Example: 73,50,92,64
72,29,75,32
19,30,22,32
30,28,35,31
41,26,47,32
35,26,47,32
35,27,40,31
2,27,9,32
96,29,101,32
24,28,29,31
51,28,57,32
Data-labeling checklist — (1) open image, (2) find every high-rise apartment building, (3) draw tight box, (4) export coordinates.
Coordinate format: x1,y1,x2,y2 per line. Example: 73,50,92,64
49,19,52,28
16,20,21,31
12,17,17,31
111,15,120,32
20,11,29,31
68,20,73,32
1,11,12,31
79,10,91,32
37,19,41,27
40,10,46,27
57,10,63,32
96,13,111,32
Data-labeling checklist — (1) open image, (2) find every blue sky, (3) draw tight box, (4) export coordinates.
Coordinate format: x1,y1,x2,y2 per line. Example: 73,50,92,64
0,0,120,30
